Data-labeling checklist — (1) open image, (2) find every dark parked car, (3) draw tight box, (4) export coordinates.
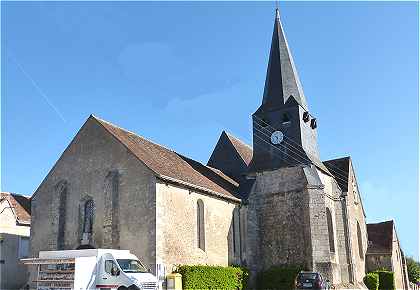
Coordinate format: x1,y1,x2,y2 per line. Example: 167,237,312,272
295,271,330,289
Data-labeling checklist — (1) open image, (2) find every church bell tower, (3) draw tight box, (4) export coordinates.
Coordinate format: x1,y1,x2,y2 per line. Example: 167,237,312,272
249,9,320,172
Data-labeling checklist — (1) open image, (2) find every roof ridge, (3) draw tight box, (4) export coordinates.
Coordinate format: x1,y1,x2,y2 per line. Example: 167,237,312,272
91,115,178,155
323,156,351,163
367,220,394,225
91,115,239,201
224,131,253,150
1,192,31,223
205,165,240,187
1,192,31,199
222,131,253,166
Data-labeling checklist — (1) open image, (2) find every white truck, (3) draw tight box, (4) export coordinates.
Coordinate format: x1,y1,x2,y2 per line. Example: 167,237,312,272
21,249,158,290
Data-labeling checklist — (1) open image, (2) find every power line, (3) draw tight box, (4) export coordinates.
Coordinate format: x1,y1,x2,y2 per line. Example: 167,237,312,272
252,120,351,186
252,114,351,179
234,120,351,188
253,121,310,162
234,126,310,171
253,134,308,169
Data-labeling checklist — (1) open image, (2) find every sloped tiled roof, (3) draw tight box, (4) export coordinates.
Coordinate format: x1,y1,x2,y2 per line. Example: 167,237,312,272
225,132,253,166
323,156,350,191
367,220,394,254
93,116,240,202
0,192,31,224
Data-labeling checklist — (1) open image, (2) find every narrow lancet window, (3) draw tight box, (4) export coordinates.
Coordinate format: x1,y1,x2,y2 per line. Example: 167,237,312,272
357,221,364,259
57,182,67,250
83,199,94,234
326,208,335,252
197,199,205,251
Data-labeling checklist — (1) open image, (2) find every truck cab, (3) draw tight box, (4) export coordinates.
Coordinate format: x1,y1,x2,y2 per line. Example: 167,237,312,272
98,251,157,290
22,249,158,290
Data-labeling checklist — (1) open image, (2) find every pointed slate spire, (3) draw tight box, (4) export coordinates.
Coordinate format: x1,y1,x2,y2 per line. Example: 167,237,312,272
261,8,308,111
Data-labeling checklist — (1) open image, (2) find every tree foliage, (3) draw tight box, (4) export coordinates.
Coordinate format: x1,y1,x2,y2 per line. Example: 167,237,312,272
407,257,420,283
374,270,395,290
364,272,379,290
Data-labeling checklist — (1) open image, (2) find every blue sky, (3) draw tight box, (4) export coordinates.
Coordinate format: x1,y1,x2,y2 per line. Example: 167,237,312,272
2,2,418,258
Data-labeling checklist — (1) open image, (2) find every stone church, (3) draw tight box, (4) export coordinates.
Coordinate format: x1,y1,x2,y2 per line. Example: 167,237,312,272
30,9,368,287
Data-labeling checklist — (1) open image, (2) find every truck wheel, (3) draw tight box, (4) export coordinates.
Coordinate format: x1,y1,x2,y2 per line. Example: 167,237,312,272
117,287,127,290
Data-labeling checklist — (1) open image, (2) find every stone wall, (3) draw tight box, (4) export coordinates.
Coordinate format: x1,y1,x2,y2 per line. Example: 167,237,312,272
366,254,393,272
334,198,352,283
246,166,312,274
307,168,342,284
391,236,406,290
156,181,239,272
246,165,361,286
365,250,407,290
346,162,368,283
30,118,157,282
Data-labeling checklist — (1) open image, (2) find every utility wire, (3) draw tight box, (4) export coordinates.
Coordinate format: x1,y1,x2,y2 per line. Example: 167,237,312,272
253,120,351,186
253,121,314,165
253,134,309,169
253,125,312,166
252,114,351,179
231,120,351,187
237,125,311,170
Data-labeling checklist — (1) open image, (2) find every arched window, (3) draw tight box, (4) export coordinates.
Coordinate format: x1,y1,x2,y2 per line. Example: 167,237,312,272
232,208,240,256
357,221,364,259
103,171,120,248
326,208,335,252
197,199,205,251
83,199,95,234
56,181,68,250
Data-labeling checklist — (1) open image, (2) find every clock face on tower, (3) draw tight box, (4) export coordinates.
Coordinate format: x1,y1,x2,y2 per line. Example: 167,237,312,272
270,131,284,145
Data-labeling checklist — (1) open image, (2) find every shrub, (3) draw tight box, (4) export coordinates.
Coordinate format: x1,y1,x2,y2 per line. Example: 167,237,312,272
364,272,379,290
407,257,420,283
175,265,249,290
257,265,304,290
374,270,395,290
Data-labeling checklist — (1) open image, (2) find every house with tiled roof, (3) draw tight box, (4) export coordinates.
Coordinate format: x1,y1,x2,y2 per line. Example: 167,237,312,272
366,220,410,290
30,8,373,289
0,192,31,289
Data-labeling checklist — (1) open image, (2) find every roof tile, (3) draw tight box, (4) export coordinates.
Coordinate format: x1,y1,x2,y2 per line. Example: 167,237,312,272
367,220,394,254
93,116,240,201
0,192,31,224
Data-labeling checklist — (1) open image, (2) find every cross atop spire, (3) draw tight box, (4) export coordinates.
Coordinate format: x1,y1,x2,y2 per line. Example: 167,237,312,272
260,8,308,111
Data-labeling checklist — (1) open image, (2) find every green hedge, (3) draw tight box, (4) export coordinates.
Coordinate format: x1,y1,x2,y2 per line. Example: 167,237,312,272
374,270,395,290
257,265,304,290
175,265,249,290
364,272,379,290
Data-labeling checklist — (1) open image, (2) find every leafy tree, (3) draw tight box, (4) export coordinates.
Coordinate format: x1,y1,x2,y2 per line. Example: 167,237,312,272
406,257,420,283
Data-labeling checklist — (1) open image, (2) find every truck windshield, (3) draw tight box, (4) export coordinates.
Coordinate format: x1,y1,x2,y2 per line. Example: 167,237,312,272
116,259,148,273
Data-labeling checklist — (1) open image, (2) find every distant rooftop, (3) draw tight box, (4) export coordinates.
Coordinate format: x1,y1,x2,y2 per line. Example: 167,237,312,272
0,192,31,224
